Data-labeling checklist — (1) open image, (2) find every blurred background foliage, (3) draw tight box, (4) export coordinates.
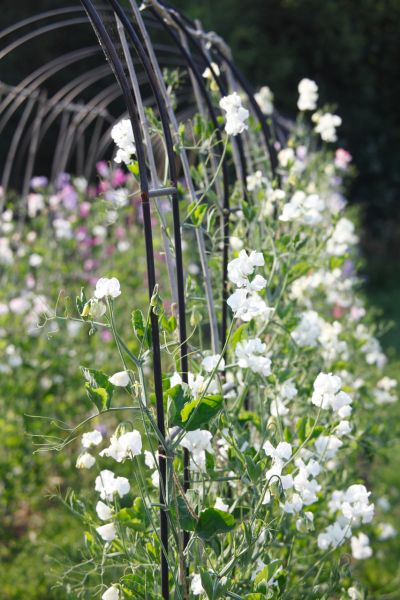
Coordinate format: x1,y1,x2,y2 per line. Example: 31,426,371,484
1,1,400,598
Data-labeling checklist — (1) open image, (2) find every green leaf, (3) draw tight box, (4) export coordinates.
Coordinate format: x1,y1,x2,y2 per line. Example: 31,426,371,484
166,384,223,430
296,416,307,443
131,308,151,348
128,161,139,176
245,455,262,482
191,203,208,227
81,367,113,413
254,566,269,587
230,323,249,349
196,508,236,539
76,287,87,315
116,507,146,531
238,410,261,428
166,384,192,426
161,314,177,334
171,496,197,532
180,394,223,430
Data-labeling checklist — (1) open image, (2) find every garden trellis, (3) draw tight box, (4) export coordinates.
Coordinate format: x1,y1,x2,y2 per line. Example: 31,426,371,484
0,1,281,596
2,2,392,599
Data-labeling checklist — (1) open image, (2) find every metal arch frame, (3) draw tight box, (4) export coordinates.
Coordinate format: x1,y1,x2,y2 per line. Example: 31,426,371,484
1,3,287,596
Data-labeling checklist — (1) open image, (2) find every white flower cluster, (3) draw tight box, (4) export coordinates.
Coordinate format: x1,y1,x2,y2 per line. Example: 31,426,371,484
246,170,268,192
219,92,249,136
255,85,274,115
95,468,130,502
313,112,342,143
311,372,352,419
111,119,136,165
76,429,103,470
235,338,272,376
279,190,325,225
318,484,374,559
100,430,142,462
374,377,397,405
180,429,213,473
227,250,273,321
326,218,358,256
291,310,324,347
297,78,318,111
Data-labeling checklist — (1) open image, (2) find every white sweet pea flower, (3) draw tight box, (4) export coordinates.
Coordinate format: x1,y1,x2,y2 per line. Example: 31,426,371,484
282,492,303,514
180,429,213,455
326,218,358,256
108,370,130,387
111,119,136,165
100,430,142,462
297,78,318,111
277,147,295,168
227,249,264,287
263,440,292,463
95,469,130,501
246,170,268,192
215,497,229,512
191,573,204,595
313,112,342,142
202,62,220,79
236,338,272,376
102,585,120,600
377,522,396,540
76,452,95,469
94,277,121,299
318,520,350,550
227,289,273,323
201,354,225,373
314,435,343,460
82,429,103,448
255,85,274,115
96,522,117,542
219,92,249,136
351,533,372,560
96,500,113,521
279,191,325,225
291,310,324,347
144,450,157,470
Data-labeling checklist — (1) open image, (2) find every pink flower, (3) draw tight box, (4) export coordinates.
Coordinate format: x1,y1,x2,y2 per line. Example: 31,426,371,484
98,181,110,194
96,161,109,177
101,329,113,342
79,202,91,218
112,168,127,187
335,149,352,170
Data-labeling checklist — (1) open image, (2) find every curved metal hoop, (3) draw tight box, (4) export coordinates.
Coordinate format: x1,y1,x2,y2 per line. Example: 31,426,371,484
1,2,284,596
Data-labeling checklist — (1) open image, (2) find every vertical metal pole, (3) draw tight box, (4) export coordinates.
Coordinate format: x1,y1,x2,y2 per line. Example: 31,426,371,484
79,2,169,595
